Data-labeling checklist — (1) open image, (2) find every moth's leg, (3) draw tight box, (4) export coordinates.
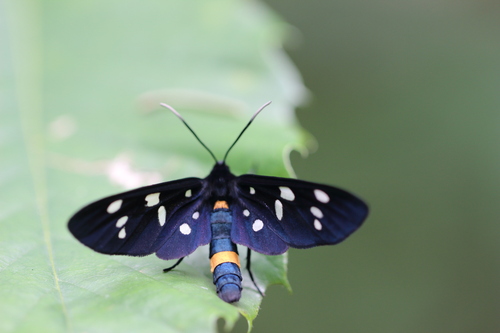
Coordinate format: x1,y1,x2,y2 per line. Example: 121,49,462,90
246,248,265,297
163,257,184,273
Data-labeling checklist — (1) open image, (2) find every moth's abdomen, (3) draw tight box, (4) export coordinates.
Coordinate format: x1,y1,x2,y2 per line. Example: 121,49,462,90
212,261,241,303
210,202,242,303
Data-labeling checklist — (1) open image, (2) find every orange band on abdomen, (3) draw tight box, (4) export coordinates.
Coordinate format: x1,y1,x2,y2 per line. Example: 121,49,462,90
210,251,240,272
213,200,229,209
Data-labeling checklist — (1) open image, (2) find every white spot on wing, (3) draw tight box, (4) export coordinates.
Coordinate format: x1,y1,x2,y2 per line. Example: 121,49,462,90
275,200,283,220
310,206,324,219
107,199,123,214
185,189,192,197
192,211,200,220
180,223,191,235
118,227,126,239
314,219,323,230
115,216,128,228
249,187,255,195
243,209,250,217
314,189,330,203
279,186,295,201
253,219,264,232
145,192,160,207
158,206,166,226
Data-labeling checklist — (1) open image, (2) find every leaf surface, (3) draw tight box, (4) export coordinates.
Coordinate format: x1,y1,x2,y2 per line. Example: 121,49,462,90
0,0,307,332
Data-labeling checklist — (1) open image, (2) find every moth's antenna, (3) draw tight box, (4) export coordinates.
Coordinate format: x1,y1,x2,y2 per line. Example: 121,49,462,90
161,103,218,163
222,101,272,162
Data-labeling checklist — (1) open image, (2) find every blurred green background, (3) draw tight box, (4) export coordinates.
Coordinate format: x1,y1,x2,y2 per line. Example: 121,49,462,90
245,0,500,332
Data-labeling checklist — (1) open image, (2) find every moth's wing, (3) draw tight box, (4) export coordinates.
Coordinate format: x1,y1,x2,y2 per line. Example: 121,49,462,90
68,178,211,260
230,199,289,255
231,175,368,254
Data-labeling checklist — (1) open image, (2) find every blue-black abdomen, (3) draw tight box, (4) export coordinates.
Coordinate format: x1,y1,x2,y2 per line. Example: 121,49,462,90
210,203,242,303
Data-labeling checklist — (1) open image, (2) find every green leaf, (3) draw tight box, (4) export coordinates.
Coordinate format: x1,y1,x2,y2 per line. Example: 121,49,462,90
1,0,307,332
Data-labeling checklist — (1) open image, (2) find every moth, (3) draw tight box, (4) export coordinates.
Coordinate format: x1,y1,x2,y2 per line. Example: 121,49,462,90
68,102,369,303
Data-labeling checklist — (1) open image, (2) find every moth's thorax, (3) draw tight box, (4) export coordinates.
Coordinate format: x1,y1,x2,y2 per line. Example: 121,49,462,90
204,162,236,199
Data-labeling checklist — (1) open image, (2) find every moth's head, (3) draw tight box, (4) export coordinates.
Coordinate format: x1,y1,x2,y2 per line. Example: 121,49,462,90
206,161,234,182
213,160,231,173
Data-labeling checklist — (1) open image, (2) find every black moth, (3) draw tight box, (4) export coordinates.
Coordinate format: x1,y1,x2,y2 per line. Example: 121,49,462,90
68,102,369,303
